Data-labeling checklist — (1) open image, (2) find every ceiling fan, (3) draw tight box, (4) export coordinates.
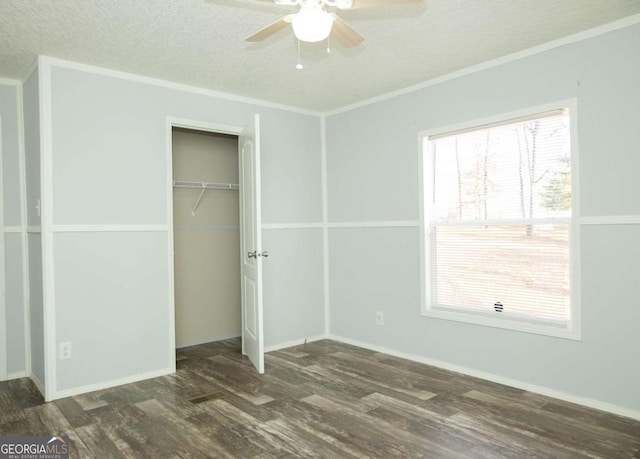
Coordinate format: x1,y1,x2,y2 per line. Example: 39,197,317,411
246,0,420,48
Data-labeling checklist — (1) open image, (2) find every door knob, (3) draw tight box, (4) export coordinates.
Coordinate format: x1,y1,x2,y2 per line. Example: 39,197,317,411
260,251,269,258
248,251,257,259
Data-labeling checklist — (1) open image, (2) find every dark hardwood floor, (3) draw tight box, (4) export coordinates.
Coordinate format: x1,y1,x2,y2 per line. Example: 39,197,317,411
0,338,639,458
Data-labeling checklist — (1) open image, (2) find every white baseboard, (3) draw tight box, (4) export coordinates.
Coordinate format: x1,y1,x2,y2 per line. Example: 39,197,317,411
52,367,173,401
327,334,640,421
0,371,27,382
43,336,327,401
265,334,328,353
176,334,241,349
34,334,639,420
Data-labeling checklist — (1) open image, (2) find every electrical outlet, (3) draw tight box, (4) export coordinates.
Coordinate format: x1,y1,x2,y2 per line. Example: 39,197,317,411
59,342,72,360
375,311,384,326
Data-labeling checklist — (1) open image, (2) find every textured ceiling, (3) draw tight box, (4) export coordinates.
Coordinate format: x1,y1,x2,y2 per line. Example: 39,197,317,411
1,0,639,111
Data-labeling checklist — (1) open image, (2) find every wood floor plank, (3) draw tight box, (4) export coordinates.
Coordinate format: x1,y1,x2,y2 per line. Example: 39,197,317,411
186,355,276,406
0,390,24,425
202,398,303,456
265,397,390,458
186,411,265,457
74,424,127,459
542,397,640,438
134,399,237,458
72,392,109,411
266,416,363,459
53,396,94,428
321,351,450,400
301,393,470,457
0,338,638,458
433,391,637,458
0,418,30,436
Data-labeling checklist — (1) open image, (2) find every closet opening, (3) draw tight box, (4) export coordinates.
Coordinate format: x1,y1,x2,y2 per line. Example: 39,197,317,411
171,126,242,358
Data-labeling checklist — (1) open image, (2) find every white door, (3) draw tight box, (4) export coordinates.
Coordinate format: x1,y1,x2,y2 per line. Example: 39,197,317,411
239,114,265,374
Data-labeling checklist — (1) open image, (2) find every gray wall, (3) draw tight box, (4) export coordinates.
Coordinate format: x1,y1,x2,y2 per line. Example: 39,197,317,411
23,70,45,386
2,86,26,379
1,84,23,226
4,232,25,376
0,101,5,379
1,82,27,378
49,64,324,394
326,24,640,412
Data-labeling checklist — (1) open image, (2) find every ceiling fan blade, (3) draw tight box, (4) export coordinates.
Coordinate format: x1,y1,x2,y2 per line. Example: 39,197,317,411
245,15,293,42
257,0,298,4
330,15,364,48
348,0,421,9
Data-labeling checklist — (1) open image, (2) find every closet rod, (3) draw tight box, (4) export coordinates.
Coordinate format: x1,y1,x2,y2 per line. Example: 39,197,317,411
173,181,239,216
173,180,239,191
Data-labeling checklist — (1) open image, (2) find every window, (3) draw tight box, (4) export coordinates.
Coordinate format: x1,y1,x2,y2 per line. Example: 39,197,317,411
420,103,579,339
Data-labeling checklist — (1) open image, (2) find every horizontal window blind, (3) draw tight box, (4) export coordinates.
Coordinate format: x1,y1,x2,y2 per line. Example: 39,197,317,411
428,109,568,141
429,113,571,222
432,224,570,322
424,109,572,328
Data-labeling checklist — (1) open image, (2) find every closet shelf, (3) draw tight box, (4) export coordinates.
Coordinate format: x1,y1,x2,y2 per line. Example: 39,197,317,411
173,180,239,216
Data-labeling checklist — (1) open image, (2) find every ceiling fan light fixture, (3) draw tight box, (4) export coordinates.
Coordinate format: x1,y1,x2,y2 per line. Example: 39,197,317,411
292,7,334,43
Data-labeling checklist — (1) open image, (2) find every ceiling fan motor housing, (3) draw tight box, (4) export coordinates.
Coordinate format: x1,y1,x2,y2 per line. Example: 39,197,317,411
292,4,335,42
246,0,372,47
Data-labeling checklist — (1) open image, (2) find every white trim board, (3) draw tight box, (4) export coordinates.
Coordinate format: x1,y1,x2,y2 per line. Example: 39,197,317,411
0,114,6,381
51,224,168,233
328,221,420,229
3,227,22,233
0,371,28,382
45,57,322,117
166,119,177,376
53,367,173,401
328,334,640,421
264,334,327,353
261,223,323,230
580,215,640,225
18,77,31,378
0,78,20,87
39,55,57,401
175,225,239,231
169,117,243,136
325,14,640,116
320,115,330,336
43,218,637,233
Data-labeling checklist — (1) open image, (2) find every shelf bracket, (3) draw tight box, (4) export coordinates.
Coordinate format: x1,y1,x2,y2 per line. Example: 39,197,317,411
191,183,208,216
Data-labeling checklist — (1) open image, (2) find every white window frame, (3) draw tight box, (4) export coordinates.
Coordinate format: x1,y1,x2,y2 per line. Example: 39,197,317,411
418,100,581,340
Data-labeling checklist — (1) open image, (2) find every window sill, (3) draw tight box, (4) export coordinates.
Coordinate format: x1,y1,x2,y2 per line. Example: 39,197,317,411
422,307,581,341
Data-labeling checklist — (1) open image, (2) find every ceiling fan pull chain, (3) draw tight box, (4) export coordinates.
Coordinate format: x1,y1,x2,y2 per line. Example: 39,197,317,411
296,39,304,69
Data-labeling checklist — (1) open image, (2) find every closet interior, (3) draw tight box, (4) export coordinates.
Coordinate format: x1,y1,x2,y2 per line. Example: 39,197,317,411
172,127,241,349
